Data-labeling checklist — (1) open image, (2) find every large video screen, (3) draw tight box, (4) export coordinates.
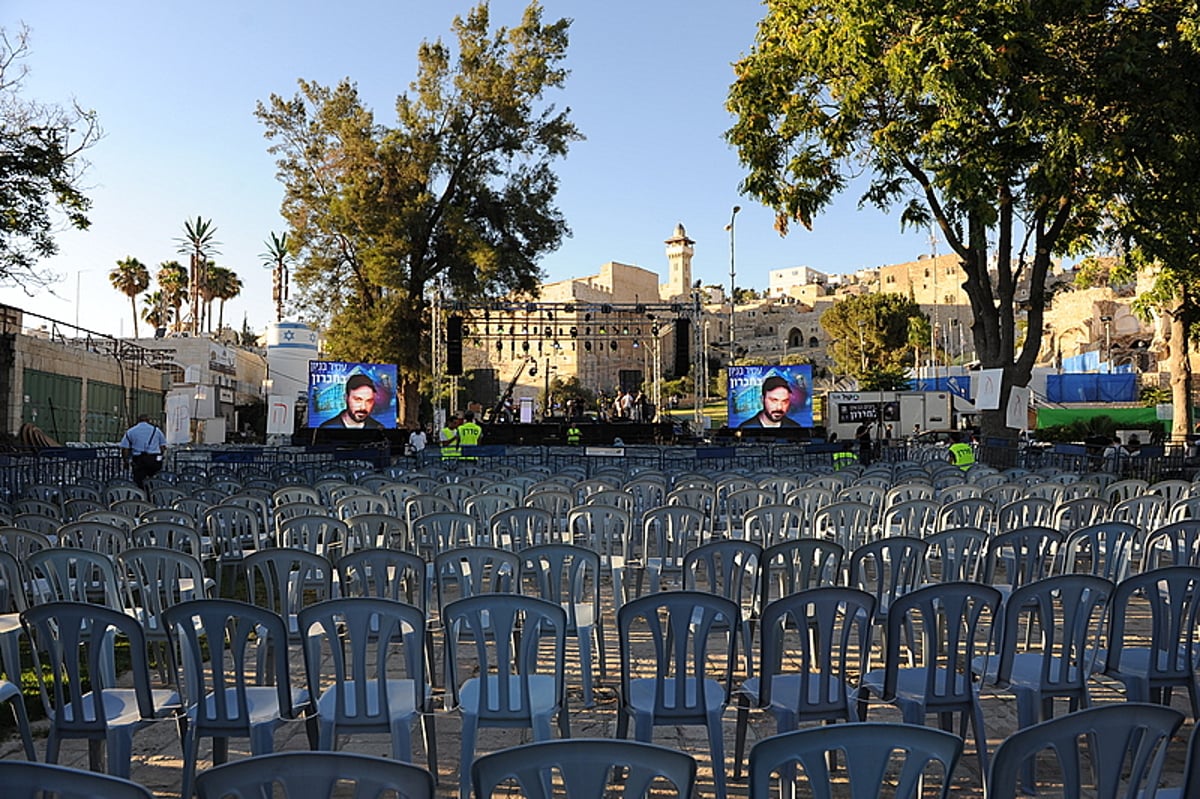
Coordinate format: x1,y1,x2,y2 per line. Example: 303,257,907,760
307,361,398,429
727,364,814,429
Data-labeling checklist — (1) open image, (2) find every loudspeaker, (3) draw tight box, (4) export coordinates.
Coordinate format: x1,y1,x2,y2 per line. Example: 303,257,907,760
446,315,464,375
673,318,691,376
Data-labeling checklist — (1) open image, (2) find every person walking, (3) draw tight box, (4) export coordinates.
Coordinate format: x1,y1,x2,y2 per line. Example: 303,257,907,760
120,413,167,489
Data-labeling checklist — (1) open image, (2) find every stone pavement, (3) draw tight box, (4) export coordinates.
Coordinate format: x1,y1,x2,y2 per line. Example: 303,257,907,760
0,593,1194,797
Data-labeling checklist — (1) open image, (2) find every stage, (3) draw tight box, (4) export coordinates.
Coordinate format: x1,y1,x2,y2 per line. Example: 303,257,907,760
299,419,680,450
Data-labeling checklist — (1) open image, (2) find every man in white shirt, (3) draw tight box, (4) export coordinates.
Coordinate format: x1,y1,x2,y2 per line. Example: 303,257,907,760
120,414,167,489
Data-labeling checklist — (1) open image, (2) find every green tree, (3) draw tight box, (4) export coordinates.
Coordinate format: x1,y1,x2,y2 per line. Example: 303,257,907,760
261,231,291,322
255,1,580,424
175,216,220,334
726,0,1176,440
108,256,150,338
141,290,171,330
207,265,242,334
0,25,101,290
819,294,927,382
156,260,188,333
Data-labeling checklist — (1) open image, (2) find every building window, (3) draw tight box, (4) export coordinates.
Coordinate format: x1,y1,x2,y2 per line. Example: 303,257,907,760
809,336,819,348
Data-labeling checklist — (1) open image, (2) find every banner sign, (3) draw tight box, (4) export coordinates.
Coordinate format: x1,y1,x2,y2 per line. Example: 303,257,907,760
306,361,398,429
727,364,814,429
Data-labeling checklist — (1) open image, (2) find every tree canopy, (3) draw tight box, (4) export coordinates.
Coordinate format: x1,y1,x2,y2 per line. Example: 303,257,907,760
820,293,927,382
0,25,100,291
727,0,1195,438
255,1,580,423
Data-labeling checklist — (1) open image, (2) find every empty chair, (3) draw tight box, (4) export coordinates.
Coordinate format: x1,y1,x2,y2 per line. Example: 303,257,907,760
129,520,205,559
333,491,389,521
997,497,1055,530
1105,477,1149,505
472,738,696,799
276,513,347,557
987,703,1183,799
924,527,988,583
413,511,477,557
733,588,874,779
27,547,123,607
56,519,129,558
630,505,709,596
0,761,155,799
1112,494,1167,539
443,594,568,799
617,591,739,799
1143,519,1200,570
345,512,411,552
749,722,963,799
741,503,805,546
195,751,436,799
759,539,845,603
1104,566,1200,719
298,597,436,771
1053,496,1110,534
937,497,995,534
880,498,940,537
22,601,181,777
435,546,519,617
811,501,874,553
1057,521,1137,582
164,599,307,799
204,504,269,597
848,536,928,627
857,581,1002,777
983,526,1062,599
519,544,605,707
242,548,334,641
490,506,555,550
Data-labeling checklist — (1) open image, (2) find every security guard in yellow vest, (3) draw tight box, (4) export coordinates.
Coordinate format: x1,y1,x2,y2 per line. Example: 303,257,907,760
457,411,482,460
440,415,461,460
832,440,858,470
566,422,582,445
948,432,976,471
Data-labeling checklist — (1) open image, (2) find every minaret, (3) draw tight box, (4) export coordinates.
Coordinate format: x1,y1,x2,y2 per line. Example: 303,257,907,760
663,223,695,300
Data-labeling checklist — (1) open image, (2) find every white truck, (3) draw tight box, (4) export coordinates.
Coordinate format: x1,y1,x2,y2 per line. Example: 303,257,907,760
821,390,954,442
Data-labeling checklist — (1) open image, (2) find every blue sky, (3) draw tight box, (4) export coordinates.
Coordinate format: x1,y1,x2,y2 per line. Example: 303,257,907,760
1,1,933,338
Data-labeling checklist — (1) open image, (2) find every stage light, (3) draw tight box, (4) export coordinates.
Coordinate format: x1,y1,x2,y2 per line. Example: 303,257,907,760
584,341,592,352
585,326,592,336
609,340,618,351
495,340,503,352
522,341,530,352
529,362,537,377
622,326,629,335
570,326,578,337
599,326,607,335
633,340,640,349
651,324,660,335
544,326,552,337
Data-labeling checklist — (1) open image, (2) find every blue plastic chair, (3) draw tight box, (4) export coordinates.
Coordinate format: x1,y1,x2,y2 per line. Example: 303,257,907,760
987,703,1183,799
617,590,739,799
749,722,963,799
848,536,928,627
298,597,436,774
472,738,697,799
434,546,520,615
923,527,988,583
733,587,875,780
203,503,269,597
443,593,568,799
683,539,762,674
0,760,155,799
759,539,845,604
631,505,709,595
242,547,334,641
1104,566,1200,719
0,674,34,761
519,543,606,707
982,526,1062,601
1142,519,1200,570
164,598,306,799
1153,720,1200,799
490,506,555,550
194,751,436,799
857,581,1001,777
21,601,181,777
27,547,123,607
1057,521,1137,582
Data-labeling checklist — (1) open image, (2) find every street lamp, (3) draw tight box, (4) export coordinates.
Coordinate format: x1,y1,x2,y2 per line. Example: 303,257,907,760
857,320,867,373
725,205,741,364
1100,315,1113,372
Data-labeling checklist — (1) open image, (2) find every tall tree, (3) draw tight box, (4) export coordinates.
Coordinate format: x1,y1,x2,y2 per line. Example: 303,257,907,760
0,25,101,290
141,290,171,331
156,260,188,333
207,265,242,334
108,256,150,338
255,1,580,424
727,0,1181,440
175,216,219,334
261,231,291,322
820,293,928,382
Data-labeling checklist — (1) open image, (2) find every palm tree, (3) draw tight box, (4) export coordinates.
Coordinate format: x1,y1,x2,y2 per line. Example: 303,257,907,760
260,231,291,322
175,217,220,334
108,257,150,338
156,261,189,333
141,291,172,332
207,266,243,334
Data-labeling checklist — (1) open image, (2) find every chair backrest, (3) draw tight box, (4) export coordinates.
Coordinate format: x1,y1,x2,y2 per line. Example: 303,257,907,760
242,548,334,635
1058,521,1137,582
760,539,845,603
567,506,632,562
413,510,477,556
749,722,963,799
0,760,155,799
519,544,601,634
443,593,566,722
983,526,1062,590
1107,566,1200,692
995,574,1114,692
811,501,874,552
683,539,762,615
640,505,709,567
880,581,1002,707
129,520,203,557
22,601,157,736
472,738,696,799
204,504,267,558
617,591,739,719
164,599,295,735
987,703,1183,799
57,519,129,558
195,751,435,799
490,506,555,550
27,547,122,607
337,548,430,610
1143,519,1200,570
345,512,411,552
118,546,210,637
755,588,874,717
435,546,520,613
924,528,988,583
298,597,427,725
276,513,347,556
848,536,929,622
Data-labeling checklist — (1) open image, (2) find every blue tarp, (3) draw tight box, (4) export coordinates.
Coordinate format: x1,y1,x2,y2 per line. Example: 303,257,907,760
1046,373,1138,403
1062,351,1101,372
911,376,972,400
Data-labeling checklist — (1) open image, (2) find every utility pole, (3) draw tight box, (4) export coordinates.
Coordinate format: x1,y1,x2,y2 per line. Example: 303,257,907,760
726,205,741,364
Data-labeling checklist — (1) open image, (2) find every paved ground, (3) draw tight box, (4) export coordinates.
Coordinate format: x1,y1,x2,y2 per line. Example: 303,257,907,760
0,583,1194,797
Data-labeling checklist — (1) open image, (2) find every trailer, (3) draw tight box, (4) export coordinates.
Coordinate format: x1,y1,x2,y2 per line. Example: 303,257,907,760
821,391,954,442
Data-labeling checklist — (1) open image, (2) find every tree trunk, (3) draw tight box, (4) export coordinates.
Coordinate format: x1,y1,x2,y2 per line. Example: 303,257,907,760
1169,293,1192,441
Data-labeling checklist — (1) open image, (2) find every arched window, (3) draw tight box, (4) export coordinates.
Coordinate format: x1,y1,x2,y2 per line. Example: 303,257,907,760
808,336,820,348
787,327,803,348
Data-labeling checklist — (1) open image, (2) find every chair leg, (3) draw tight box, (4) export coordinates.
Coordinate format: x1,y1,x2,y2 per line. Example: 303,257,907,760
459,712,479,799
733,694,751,780
578,628,595,708
7,696,35,761
422,711,439,784
707,710,728,799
